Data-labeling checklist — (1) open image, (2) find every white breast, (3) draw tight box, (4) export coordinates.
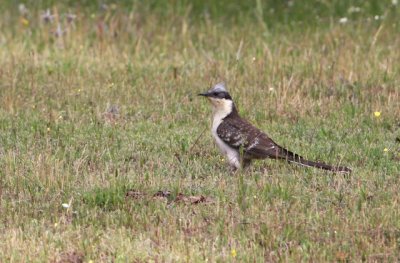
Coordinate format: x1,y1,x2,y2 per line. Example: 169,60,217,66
210,99,240,169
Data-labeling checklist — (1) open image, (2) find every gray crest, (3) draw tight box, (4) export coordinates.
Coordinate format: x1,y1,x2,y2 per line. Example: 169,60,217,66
209,82,227,93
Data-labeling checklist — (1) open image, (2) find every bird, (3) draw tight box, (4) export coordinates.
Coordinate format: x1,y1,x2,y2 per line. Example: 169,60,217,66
198,82,351,173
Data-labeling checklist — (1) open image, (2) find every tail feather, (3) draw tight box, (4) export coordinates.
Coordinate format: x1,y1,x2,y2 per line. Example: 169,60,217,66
277,147,352,174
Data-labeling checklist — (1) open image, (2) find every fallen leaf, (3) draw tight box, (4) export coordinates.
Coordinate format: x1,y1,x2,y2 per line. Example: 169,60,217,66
153,190,171,198
125,189,145,199
124,190,214,205
152,190,171,202
56,251,84,263
103,104,120,124
175,193,213,205
335,251,348,261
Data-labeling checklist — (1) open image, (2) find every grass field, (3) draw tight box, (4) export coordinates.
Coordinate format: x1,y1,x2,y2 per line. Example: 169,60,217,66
1,1,399,262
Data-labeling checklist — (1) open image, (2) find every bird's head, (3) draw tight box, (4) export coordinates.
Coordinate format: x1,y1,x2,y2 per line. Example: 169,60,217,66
198,82,234,114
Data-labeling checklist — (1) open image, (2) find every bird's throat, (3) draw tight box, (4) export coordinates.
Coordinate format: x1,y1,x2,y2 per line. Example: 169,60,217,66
210,98,233,121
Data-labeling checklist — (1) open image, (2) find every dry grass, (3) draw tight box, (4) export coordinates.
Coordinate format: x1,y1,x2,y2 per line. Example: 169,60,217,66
0,1,399,262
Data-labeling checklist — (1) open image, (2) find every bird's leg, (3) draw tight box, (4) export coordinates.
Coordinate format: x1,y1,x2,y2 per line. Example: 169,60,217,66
242,158,252,169
228,165,238,173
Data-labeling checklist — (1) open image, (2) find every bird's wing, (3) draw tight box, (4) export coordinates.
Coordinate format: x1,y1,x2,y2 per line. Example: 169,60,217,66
216,117,282,159
217,115,352,173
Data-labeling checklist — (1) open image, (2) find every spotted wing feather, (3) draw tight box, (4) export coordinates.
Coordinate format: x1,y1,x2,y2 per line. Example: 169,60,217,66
216,117,282,159
216,114,351,173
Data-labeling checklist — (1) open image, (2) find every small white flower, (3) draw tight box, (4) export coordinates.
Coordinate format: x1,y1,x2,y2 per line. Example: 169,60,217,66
348,6,361,13
62,203,70,208
392,0,398,6
339,17,348,24
269,87,275,92
374,15,383,20
41,9,54,23
54,24,64,37
100,3,108,11
66,13,77,23
18,4,29,16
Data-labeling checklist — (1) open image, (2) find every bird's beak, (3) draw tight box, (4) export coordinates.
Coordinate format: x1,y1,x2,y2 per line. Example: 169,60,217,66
198,92,209,97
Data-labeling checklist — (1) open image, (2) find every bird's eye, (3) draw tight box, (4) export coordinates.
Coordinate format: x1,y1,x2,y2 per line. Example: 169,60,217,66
213,92,219,96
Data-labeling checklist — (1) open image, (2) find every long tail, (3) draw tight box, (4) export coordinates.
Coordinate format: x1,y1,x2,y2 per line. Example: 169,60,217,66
276,146,352,174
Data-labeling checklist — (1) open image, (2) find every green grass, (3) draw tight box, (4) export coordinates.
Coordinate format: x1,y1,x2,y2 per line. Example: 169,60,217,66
1,1,399,262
